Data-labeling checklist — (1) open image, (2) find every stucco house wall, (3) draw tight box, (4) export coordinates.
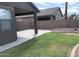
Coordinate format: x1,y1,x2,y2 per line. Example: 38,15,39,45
37,7,63,20
55,9,62,20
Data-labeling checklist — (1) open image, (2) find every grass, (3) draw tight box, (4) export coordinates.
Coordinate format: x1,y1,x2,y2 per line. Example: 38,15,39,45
0,32,79,57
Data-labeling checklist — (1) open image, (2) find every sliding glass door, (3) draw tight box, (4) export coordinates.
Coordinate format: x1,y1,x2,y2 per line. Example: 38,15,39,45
0,6,17,45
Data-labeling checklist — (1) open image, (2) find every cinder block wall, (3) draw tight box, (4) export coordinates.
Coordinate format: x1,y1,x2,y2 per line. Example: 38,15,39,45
32,20,52,29
31,19,79,29
16,17,79,31
16,17,33,31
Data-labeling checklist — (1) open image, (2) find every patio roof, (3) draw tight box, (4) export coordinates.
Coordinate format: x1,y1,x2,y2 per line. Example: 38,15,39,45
0,2,39,16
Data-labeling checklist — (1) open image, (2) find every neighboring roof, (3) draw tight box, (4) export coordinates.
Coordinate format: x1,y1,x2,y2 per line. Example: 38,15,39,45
0,2,39,16
38,7,63,17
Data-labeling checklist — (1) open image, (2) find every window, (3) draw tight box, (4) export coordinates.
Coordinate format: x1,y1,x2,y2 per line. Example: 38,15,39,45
38,15,50,21
52,15,56,20
0,9,11,19
0,8,12,31
1,21,11,31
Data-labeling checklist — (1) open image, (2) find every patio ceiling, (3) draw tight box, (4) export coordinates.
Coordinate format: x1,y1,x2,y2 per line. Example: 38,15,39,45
0,2,39,16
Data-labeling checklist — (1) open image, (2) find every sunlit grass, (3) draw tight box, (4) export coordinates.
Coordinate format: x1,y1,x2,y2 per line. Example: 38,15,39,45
0,32,79,57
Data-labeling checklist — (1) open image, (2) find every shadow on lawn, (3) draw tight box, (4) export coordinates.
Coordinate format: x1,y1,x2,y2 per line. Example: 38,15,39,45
0,37,38,57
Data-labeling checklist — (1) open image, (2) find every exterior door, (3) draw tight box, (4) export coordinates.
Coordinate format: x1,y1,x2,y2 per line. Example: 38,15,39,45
0,5,17,45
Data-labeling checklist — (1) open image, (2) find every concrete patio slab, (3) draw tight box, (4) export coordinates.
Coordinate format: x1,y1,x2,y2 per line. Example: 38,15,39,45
0,29,51,52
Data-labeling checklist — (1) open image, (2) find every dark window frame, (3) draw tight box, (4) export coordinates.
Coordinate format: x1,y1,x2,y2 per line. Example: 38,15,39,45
38,15,56,21
52,15,56,20
38,15,51,21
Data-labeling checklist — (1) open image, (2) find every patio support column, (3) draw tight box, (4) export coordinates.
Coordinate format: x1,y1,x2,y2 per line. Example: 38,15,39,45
33,12,38,34
50,16,53,29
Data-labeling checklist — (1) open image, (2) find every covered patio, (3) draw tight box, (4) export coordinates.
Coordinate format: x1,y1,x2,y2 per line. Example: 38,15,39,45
0,2,39,46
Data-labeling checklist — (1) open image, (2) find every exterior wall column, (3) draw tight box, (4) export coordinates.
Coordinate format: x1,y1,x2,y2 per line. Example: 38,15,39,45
33,12,38,34
50,15,53,20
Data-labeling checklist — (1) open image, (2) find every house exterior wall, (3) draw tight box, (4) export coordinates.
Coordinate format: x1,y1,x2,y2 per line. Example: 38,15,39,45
55,10,62,20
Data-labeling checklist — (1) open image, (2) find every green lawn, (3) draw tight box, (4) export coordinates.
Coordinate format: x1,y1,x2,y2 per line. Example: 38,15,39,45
0,32,79,57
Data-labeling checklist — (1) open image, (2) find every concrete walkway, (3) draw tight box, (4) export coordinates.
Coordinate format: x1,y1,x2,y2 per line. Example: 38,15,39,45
0,29,51,52
71,44,79,57
75,45,79,57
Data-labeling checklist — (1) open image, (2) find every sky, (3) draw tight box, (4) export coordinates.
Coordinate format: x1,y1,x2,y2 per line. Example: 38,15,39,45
33,2,79,15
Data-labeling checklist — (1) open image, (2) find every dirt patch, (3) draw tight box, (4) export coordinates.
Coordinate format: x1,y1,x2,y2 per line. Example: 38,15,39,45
51,28,79,33
62,33,79,36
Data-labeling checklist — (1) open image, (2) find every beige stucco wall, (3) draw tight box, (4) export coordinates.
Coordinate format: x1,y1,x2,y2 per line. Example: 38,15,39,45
55,10,62,20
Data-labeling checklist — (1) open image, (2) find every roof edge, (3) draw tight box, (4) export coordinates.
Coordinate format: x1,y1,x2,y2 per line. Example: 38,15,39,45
58,8,63,17
27,2,40,12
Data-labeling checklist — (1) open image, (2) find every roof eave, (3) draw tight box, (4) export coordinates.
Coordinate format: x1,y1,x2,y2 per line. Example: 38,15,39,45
27,2,40,12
